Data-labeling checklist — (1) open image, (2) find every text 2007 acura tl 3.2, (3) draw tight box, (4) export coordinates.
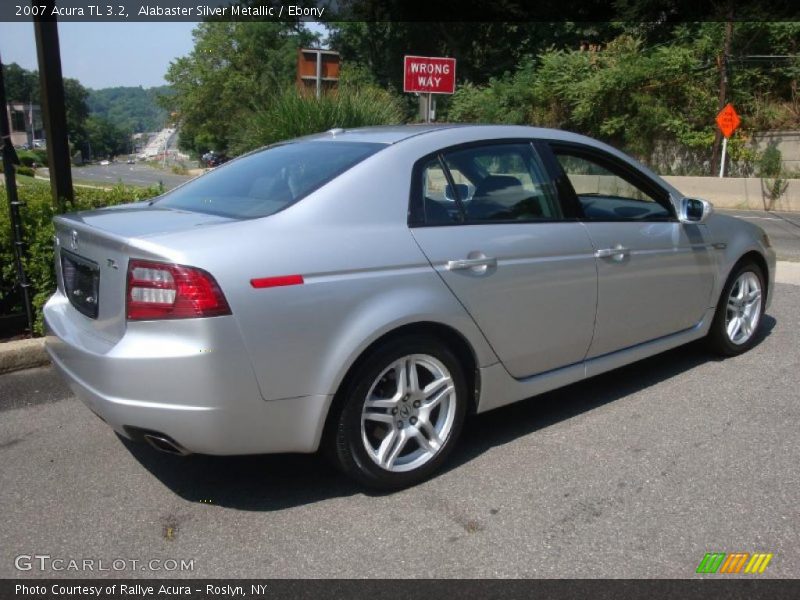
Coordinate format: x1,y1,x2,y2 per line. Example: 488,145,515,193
45,125,775,488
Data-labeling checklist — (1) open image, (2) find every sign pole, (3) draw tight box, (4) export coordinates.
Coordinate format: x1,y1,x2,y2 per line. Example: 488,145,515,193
427,93,432,123
719,137,728,178
0,59,35,335
715,103,740,179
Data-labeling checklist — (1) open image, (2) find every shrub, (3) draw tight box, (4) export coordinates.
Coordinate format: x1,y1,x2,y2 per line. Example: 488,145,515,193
0,182,162,334
231,85,405,154
15,165,35,177
758,144,789,210
16,149,47,168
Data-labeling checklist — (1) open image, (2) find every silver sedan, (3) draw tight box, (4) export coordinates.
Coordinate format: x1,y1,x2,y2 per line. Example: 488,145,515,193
44,125,776,489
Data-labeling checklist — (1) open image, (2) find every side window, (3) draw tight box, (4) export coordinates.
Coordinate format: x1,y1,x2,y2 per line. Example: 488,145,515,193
554,151,672,221
442,143,562,223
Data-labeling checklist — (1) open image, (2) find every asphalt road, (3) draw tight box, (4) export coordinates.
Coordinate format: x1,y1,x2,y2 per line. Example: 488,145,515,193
41,162,193,191
1,281,798,578
718,209,800,262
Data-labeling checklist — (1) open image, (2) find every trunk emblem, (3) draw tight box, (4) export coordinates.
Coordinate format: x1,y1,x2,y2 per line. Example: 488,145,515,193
70,230,79,250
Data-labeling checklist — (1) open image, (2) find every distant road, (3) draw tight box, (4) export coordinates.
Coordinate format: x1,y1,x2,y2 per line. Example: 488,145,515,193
40,162,194,191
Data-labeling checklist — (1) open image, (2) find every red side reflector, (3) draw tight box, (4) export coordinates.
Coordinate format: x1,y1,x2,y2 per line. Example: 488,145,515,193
250,275,304,289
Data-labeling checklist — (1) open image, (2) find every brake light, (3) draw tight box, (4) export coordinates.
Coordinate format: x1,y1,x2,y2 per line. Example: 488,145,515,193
127,259,231,320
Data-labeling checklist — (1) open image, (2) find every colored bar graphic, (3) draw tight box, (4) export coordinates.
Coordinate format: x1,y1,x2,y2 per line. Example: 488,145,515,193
719,553,749,573
697,553,726,574
744,553,773,574
697,552,773,574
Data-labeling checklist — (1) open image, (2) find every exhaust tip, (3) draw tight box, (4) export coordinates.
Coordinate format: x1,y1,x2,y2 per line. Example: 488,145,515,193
142,433,190,456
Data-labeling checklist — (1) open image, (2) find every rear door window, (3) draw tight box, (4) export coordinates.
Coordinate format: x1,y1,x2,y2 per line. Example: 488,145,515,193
156,141,384,219
443,143,563,223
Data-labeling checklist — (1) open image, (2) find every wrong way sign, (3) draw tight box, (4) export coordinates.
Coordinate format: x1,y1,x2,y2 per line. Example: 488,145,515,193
403,56,456,94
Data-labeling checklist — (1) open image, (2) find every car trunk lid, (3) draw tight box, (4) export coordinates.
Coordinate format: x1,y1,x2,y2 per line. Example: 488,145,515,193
53,206,235,342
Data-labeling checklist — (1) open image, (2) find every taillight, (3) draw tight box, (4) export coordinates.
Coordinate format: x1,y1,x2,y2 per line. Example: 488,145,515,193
126,259,231,321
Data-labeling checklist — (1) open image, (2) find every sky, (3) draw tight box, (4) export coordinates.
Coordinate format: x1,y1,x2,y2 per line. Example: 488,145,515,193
0,21,328,90
0,21,197,89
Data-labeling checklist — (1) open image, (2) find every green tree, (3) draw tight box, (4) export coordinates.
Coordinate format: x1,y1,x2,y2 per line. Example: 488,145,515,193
3,62,39,102
162,21,316,155
1,62,90,156
84,115,128,159
87,85,171,133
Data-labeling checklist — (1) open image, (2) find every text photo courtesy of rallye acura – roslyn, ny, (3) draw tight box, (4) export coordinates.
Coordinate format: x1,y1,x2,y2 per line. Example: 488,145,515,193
15,583,257,597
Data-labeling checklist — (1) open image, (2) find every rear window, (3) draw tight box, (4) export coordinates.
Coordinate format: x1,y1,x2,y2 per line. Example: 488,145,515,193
155,141,384,218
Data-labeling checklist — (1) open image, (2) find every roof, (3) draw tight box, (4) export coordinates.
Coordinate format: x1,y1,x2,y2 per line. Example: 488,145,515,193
301,123,469,145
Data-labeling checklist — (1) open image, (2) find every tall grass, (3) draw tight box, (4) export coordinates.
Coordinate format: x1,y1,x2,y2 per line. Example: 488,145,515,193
232,86,405,154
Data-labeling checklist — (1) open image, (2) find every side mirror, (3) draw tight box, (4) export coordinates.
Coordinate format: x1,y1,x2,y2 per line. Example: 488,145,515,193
679,197,713,223
445,183,470,202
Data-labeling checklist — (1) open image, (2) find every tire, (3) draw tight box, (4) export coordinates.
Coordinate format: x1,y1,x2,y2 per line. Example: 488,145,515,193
707,261,766,356
327,335,468,490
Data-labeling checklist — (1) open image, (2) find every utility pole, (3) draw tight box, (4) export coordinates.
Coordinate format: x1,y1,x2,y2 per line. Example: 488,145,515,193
33,5,73,213
710,8,734,175
0,59,35,335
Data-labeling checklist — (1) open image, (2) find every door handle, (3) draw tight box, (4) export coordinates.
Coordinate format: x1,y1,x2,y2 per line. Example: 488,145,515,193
594,245,630,260
446,256,497,271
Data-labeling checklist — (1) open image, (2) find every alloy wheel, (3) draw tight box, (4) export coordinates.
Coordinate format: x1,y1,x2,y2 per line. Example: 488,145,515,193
725,271,762,345
360,354,457,472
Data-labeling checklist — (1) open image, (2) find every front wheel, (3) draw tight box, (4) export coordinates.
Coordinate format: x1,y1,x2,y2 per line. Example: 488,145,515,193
707,261,766,356
327,336,468,489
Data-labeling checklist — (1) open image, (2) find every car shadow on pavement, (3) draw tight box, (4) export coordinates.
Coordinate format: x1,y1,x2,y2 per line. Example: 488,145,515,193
121,315,775,511
446,314,776,475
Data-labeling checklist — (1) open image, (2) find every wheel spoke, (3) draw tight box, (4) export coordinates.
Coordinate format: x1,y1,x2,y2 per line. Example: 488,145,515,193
393,362,407,398
379,429,409,469
424,375,452,399
363,410,395,424
736,281,746,302
746,289,761,306
741,317,752,338
727,316,741,341
417,421,443,453
365,397,397,410
405,358,420,394
425,383,454,409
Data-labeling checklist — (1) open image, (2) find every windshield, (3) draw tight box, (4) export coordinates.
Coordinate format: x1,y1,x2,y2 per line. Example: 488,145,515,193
156,141,385,218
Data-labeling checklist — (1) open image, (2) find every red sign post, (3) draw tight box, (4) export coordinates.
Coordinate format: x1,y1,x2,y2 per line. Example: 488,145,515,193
715,103,741,178
403,55,456,123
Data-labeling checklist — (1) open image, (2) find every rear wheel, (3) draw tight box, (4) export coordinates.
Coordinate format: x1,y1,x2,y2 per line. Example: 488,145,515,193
328,336,468,489
707,261,765,356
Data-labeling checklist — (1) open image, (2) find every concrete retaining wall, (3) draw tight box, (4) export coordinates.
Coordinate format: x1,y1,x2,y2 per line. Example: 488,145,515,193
663,176,800,212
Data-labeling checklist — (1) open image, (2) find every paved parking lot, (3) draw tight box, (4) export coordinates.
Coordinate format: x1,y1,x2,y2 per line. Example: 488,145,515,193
1,276,799,578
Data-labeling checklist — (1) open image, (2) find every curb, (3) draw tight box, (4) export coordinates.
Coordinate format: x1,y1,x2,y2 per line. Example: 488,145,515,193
0,338,49,375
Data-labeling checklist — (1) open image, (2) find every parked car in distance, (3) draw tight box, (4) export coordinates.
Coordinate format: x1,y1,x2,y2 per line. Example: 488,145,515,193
201,151,228,168
99,159,110,166
44,125,776,489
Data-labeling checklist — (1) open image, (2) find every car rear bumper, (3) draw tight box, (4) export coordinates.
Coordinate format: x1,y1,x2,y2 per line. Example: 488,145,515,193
44,292,331,455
